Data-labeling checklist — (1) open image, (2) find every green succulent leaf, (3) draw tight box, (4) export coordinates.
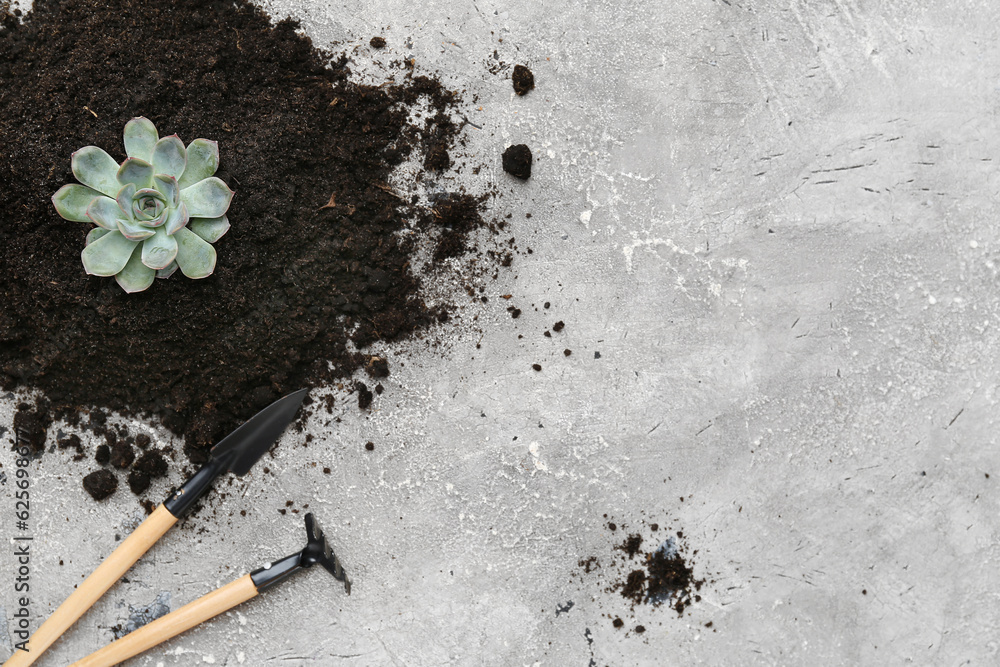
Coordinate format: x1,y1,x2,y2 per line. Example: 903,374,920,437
141,227,179,270
124,117,159,162
116,244,155,293
81,230,138,277
177,139,220,190
86,227,111,246
85,195,124,230
156,261,179,279
152,174,180,207
52,184,104,222
72,146,121,198
165,202,190,235
173,226,217,279
179,177,234,218
116,217,156,241
131,188,168,226
116,183,137,219
117,157,154,190
151,135,187,179
188,215,230,243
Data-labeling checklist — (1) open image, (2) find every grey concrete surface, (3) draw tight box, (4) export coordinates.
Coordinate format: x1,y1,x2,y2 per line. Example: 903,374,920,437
3,0,1000,664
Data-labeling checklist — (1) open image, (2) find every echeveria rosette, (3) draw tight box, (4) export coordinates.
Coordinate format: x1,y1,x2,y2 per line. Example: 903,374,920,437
51,117,234,293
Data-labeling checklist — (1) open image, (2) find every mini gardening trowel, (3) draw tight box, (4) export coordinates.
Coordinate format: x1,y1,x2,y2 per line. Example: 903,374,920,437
2,389,309,667
70,513,350,667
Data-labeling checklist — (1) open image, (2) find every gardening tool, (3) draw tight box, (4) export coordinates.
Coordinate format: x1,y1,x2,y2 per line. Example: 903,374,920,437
70,513,350,667
2,389,309,667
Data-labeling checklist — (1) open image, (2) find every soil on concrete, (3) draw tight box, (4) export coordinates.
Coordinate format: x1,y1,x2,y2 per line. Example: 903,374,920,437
512,65,534,96
82,469,118,501
502,144,532,180
579,519,707,623
0,0,500,469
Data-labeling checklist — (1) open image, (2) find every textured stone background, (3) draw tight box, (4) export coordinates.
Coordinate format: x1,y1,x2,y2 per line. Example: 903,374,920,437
3,0,1000,664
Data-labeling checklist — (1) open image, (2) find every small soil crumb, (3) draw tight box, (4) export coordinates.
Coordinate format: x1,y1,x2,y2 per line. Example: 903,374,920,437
83,470,118,501
356,382,374,410
532,364,542,371
424,143,451,171
509,307,522,319
617,534,643,559
135,434,151,450
58,434,84,460
634,625,646,634
578,556,599,574
646,544,702,615
95,444,111,465
109,442,135,470
564,349,572,356
512,64,535,96
127,469,151,495
370,36,386,48
502,144,532,180
323,467,331,474
366,356,390,378
552,321,565,332
607,522,617,532
424,194,487,262
612,617,624,629
365,441,375,451
621,570,646,604
134,451,168,479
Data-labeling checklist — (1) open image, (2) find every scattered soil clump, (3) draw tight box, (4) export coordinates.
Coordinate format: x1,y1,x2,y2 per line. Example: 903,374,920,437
502,144,532,180
512,65,535,96
83,469,118,501
370,36,386,49
356,382,374,410
0,0,498,470
109,442,135,469
579,518,708,623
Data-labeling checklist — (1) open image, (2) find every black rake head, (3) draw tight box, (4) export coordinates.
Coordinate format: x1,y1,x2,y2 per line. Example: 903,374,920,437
302,513,352,595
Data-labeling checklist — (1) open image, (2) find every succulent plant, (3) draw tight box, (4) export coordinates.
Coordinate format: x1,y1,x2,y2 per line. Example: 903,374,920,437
52,117,234,293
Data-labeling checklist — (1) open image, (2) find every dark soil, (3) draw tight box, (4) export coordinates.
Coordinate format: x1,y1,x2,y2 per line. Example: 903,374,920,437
95,444,110,465
512,65,534,96
502,144,532,180
356,382,374,410
617,533,643,559
109,442,135,469
370,36,386,49
0,0,498,466
127,469,151,495
579,519,708,622
82,469,118,501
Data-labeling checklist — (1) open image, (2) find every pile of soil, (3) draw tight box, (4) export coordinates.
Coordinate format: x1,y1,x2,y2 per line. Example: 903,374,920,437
0,0,500,464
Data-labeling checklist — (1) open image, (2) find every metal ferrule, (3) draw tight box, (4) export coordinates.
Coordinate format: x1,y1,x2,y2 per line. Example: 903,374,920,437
250,553,305,592
162,456,227,518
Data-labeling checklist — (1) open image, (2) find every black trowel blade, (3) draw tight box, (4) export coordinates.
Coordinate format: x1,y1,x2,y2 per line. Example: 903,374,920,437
210,388,309,475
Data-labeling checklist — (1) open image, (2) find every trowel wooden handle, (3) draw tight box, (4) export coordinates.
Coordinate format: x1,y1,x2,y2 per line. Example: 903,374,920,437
70,574,258,667
2,504,177,667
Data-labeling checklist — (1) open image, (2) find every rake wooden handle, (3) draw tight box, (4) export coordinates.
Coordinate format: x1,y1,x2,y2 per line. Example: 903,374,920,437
2,504,177,667
70,574,258,667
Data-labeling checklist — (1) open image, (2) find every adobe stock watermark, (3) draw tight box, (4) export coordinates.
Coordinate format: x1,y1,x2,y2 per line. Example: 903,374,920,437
10,427,34,652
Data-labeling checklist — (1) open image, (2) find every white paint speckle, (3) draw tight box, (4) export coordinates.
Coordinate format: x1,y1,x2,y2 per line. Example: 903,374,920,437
579,210,592,226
